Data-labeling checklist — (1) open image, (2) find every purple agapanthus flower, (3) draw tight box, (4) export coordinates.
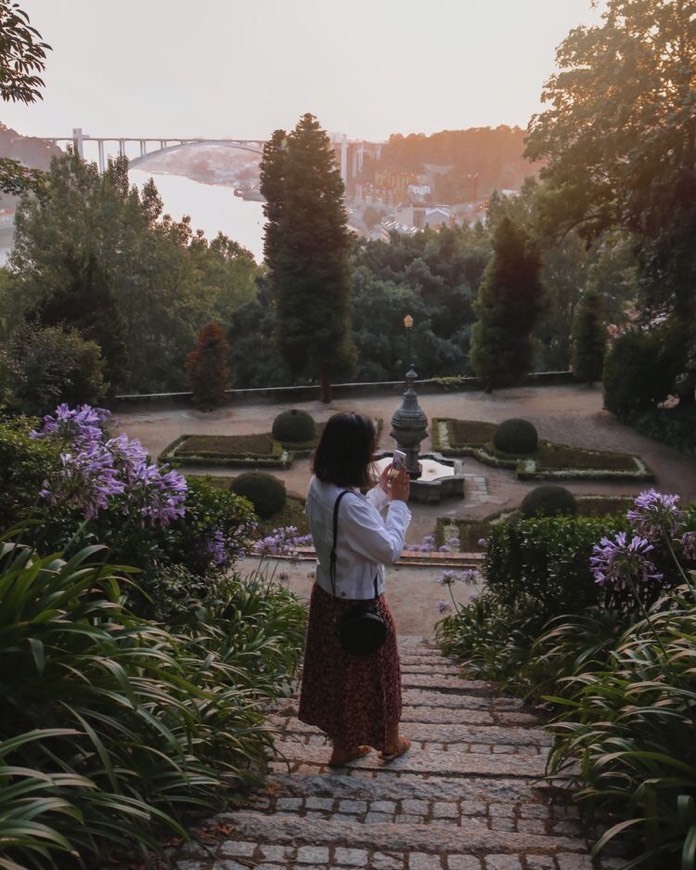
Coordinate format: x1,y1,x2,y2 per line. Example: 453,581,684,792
435,599,452,615
627,489,686,541
590,531,664,590
205,528,228,567
252,526,312,558
439,567,482,588
440,569,458,587
31,403,111,446
444,532,461,550
41,443,126,519
35,404,187,526
461,568,481,585
124,464,187,525
105,434,150,484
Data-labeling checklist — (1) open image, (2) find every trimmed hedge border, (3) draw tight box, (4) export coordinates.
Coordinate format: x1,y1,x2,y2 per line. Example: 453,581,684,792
159,433,293,469
438,494,637,552
432,418,654,482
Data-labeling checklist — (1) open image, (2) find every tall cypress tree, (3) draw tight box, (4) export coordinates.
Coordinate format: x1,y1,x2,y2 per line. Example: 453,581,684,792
470,216,544,391
571,288,606,386
260,113,355,402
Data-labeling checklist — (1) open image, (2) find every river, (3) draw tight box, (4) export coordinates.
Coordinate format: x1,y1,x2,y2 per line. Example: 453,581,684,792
0,171,267,266
130,170,266,262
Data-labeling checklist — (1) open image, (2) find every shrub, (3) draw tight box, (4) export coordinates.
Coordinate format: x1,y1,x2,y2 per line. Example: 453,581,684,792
492,417,539,455
603,329,676,419
185,321,230,409
231,471,286,518
520,484,577,518
483,514,627,618
435,590,548,684
0,416,59,529
271,408,315,443
571,287,606,385
10,324,107,415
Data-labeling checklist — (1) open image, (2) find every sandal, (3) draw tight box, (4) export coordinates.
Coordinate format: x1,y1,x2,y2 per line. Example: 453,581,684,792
379,736,411,762
328,744,372,768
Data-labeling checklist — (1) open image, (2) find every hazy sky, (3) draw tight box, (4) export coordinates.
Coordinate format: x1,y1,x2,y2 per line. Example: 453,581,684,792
3,1,605,143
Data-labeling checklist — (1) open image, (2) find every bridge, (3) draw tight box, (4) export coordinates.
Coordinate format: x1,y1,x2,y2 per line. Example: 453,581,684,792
48,129,382,187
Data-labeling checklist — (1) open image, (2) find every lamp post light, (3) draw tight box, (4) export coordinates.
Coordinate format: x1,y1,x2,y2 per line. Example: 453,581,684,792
403,313,414,366
390,314,428,479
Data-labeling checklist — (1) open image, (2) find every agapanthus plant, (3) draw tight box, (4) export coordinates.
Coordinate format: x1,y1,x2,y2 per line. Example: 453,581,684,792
252,526,312,559
437,566,481,614
590,489,696,633
33,404,187,527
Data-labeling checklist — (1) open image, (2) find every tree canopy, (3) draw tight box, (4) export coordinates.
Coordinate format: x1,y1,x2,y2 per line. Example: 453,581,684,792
525,0,696,400
0,0,49,105
4,152,259,396
0,2,51,196
259,113,355,402
470,216,545,390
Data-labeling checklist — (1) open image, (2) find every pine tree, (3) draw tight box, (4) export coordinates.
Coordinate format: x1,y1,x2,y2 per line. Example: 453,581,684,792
571,288,606,386
260,113,355,403
185,322,230,409
470,217,545,391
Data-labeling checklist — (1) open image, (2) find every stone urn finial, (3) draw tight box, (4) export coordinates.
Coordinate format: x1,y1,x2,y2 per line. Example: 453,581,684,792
390,363,428,479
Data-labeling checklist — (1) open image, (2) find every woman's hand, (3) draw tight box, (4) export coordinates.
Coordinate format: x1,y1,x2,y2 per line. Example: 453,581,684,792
388,467,410,502
378,465,392,493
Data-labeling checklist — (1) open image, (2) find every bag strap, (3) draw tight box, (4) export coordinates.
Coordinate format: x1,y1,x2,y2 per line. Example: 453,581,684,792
330,490,351,598
330,490,379,601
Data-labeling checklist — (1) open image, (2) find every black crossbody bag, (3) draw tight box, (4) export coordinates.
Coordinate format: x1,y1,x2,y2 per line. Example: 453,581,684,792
330,490,388,657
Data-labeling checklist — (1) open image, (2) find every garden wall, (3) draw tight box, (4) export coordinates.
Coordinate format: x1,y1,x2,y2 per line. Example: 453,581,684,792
111,371,576,412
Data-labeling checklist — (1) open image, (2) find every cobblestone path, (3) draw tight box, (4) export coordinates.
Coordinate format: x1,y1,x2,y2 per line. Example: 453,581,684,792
166,638,610,870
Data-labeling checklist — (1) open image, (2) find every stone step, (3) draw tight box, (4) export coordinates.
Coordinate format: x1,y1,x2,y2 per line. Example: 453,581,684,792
159,632,602,870
268,740,550,779
402,688,535,712
205,811,590,862
401,674,499,695
272,717,551,748
400,705,544,727
273,702,543,729
400,656,463,679
269,708,553,748
253,770,578,822
397,637,442,653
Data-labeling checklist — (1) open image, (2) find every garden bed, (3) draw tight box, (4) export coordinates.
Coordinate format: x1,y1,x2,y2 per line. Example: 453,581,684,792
159,433,292,469
433,418,654,481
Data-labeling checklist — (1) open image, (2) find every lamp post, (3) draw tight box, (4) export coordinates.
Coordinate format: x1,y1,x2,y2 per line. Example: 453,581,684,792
403,313,414,366
390,314,428,479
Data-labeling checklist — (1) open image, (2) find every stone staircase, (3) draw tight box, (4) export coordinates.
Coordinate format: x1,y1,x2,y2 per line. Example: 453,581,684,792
166,637,609,870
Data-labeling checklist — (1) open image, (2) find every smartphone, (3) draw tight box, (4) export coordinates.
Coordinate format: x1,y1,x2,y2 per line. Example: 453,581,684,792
388,449,406,479
392,449,406,470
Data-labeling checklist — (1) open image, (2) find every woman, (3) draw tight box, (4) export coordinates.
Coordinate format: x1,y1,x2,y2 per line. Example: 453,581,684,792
298,411,412,767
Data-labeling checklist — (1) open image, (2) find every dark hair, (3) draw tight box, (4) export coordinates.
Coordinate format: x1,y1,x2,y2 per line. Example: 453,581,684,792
312,412,376,488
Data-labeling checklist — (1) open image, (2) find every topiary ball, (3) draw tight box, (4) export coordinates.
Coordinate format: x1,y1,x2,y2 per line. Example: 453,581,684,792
230,471,286,518
520,485,577,519
271,409,316,444
493,418,539,455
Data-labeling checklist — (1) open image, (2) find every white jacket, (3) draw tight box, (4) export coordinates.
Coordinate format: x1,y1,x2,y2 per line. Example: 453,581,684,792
306,475,411,600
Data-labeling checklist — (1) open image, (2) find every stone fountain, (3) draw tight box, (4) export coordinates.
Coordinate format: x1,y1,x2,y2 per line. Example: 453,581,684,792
383,362,464,504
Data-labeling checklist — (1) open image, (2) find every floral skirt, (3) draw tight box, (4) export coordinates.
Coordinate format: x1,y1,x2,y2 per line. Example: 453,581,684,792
298,582,402,752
